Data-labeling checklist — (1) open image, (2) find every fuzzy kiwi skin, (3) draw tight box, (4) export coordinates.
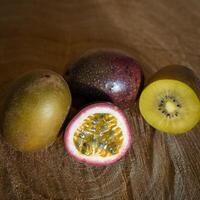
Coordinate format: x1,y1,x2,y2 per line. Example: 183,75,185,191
148,65,199,95
1,70,71,152
65,51,143,109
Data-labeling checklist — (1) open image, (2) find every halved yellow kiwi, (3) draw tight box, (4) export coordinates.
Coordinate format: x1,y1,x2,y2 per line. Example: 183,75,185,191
139,65,200,134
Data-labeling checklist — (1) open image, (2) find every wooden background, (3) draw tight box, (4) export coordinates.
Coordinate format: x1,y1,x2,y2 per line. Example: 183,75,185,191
0,0,200,199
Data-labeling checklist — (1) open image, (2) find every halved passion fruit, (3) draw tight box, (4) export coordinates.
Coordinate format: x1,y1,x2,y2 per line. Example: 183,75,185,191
64,103,132,166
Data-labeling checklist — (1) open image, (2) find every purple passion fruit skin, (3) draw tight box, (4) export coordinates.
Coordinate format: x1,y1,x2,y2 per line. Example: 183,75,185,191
1,69,72,152
64,102,132,167
65,51,143,109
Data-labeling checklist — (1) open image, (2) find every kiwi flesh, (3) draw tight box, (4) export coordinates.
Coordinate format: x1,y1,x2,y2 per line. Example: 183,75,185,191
139,65,200,134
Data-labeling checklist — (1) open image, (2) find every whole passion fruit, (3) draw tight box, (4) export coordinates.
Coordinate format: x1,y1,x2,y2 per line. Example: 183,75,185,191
1,70,71,152
64,103,132,166
66,50,143,109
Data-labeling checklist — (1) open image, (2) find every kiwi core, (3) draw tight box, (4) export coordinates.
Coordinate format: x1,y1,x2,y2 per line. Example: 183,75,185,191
73,113,124,157
165,101,177,113
158,95,182,118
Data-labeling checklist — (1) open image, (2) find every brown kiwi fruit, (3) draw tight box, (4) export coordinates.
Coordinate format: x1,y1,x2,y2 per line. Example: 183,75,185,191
139,65,200,134
1,70,71,152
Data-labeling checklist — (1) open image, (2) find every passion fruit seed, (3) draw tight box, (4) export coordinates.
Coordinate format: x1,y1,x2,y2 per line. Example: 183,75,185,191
158,95,182,118
73,113,123,157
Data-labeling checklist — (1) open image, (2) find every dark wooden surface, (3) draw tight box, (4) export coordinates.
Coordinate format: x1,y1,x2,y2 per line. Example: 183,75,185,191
0,0,200,199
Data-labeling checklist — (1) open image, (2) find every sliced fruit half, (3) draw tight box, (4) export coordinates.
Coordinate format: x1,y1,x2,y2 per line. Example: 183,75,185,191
139,65,200,134
64,103,132,166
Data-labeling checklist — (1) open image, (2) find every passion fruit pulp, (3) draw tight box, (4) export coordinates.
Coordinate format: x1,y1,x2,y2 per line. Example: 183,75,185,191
64,103,132,166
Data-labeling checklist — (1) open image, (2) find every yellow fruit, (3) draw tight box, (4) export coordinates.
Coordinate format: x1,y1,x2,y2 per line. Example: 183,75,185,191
139,65,200,134
1,70,71,152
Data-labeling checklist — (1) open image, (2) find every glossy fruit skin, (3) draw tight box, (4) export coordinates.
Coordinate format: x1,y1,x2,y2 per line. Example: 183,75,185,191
66,51,143,109
1,70,71,152
149,65,199,94
64,102,132,166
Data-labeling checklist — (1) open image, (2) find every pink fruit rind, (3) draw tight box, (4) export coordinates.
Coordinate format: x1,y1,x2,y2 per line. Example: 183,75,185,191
64,102,132,166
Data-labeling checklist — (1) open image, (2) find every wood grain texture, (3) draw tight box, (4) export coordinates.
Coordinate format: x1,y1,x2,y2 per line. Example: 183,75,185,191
0,0,200,199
